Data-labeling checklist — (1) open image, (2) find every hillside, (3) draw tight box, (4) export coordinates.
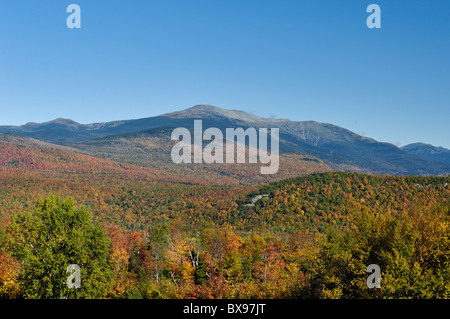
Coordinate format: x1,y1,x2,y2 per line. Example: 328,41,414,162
0,132,328,229
236,172,450,232
0,133,253,228
65,126,331,186
0,133,177,184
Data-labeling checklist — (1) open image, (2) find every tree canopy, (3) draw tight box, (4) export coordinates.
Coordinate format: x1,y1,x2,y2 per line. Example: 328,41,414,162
6,196,112,299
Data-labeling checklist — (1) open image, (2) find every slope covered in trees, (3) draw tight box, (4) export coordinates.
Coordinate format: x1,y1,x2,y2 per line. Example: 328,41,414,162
237,172,450,232
65,127,331,186
0,172,448,299
1,132,331,187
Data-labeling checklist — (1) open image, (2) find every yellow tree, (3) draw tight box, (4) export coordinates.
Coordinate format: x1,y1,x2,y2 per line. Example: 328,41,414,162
0,252,21,298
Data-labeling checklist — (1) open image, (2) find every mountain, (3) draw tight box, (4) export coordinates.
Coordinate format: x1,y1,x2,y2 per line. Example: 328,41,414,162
0,105,267,143
1,104,449,176
401,143,450,166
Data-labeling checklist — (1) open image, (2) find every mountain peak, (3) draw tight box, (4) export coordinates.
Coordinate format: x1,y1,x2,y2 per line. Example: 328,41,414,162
46,118,80,125
23,118,80,127
166,104,267,123
402,142,448,152
189,104,221,110
186,104,238,115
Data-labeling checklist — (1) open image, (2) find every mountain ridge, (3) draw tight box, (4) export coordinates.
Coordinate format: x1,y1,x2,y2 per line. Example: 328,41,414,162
1,104,449,176
401,142,450,166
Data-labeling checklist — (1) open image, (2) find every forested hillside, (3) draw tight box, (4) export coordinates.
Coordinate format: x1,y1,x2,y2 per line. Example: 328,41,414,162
0,132,331,187
238,172,450,232
1,172,448,299
64,127,331,186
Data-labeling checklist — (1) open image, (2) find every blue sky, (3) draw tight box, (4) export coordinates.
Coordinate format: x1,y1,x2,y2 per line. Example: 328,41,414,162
0,0,449,148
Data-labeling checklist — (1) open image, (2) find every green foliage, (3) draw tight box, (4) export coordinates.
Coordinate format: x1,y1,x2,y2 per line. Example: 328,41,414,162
6,196,112,299
149,224,169,249
304,203,450,299
239,172,450,232
194,254,208,286
0,228,6,251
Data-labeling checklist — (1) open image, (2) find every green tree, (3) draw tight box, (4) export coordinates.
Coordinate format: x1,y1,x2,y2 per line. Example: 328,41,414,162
147,224,170,282
303,203,450,299
6,195,112,299
194,253,208,286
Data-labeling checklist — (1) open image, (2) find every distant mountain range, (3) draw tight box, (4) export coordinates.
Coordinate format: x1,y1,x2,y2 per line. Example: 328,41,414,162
1,104,449,177
401,143,450,166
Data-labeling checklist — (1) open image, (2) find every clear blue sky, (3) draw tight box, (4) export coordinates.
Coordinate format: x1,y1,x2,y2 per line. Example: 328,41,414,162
1,0,449,148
